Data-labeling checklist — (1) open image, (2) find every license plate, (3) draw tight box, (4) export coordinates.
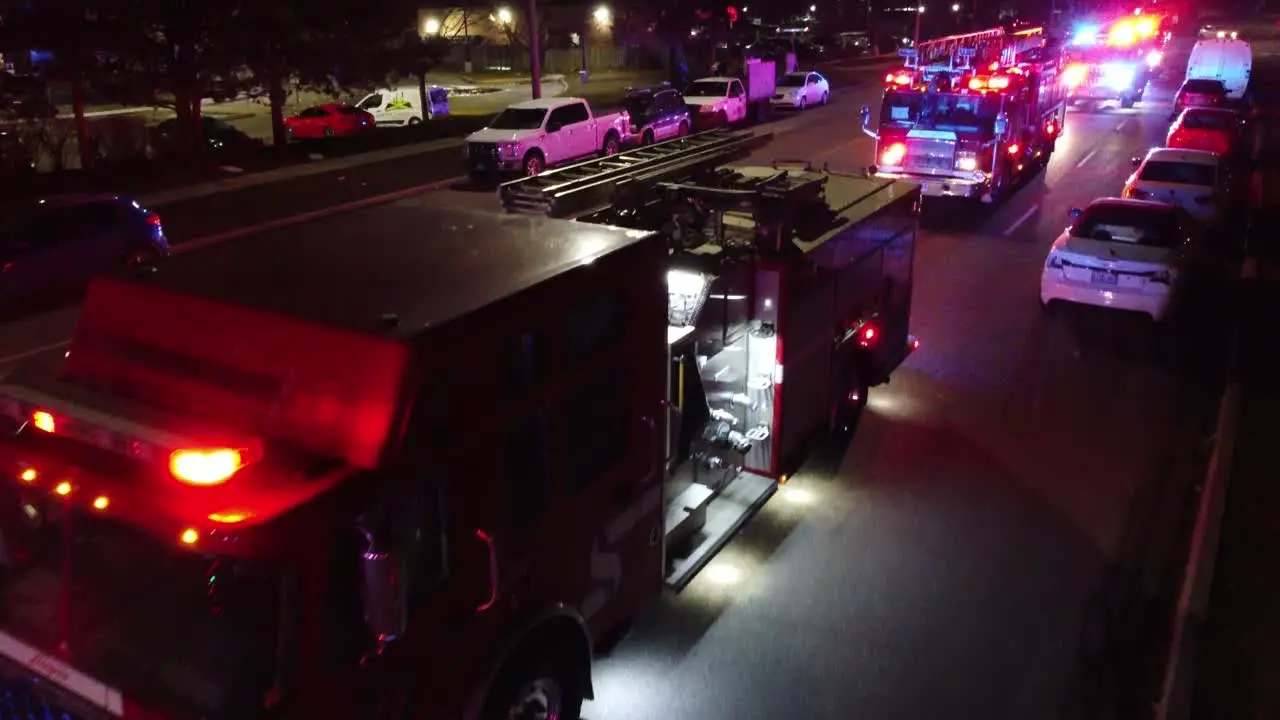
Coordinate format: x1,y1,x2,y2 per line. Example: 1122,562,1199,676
1091,270,1118,285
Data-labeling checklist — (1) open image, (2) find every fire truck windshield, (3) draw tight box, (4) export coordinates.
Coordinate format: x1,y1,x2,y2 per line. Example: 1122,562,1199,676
880,90,1002,133
0,508,288,717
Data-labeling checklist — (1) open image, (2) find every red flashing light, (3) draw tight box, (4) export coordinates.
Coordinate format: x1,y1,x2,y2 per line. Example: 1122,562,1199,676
170,448,244,487
146,213,162,226
968,77,986,90
858,324,879,348
911,337,921,351
988,61,1000,71
1046,121,1057,135
1007,143,1020,155
30,410,55,434
988,76,1010,90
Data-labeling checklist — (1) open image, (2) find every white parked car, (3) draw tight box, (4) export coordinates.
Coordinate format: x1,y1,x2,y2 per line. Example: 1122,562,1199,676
771,71,830,110
1040,199,1207,322
1123,147,1231,226
683,77,751,125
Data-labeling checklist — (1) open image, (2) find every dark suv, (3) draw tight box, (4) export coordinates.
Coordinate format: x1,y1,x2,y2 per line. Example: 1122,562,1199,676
622,86,692,146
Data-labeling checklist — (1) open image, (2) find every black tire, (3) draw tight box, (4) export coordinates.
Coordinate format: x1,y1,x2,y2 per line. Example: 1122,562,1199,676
481,656,584,720
407,116,422,126
677,121,690,137
641,129,655,146
716,110,728,127
602,134,620,156
522,150,545,176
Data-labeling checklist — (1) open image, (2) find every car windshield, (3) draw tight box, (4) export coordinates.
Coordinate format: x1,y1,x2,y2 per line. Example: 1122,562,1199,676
0,508,288,718
779,74,807,87
1183,111,1235,130
488,108,547,130
358,94,382,110
880,90,1001,132
298,107,329,118
1183,79,1225,94
1071,204,1182,248
686,81,729,97
1139,160,1216,187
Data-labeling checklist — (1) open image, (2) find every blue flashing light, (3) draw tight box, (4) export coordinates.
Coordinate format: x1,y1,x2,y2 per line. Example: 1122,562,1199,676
1072,25,1099,45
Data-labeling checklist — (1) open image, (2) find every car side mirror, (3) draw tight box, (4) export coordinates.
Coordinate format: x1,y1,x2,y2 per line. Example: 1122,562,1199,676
359,527,407,657
1069,208,1083,219
859,104,871,128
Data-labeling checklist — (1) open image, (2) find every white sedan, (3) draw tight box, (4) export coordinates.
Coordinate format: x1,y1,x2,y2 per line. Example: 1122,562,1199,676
1040,198,1208,322
770,71,830,110
1123,147,1231,226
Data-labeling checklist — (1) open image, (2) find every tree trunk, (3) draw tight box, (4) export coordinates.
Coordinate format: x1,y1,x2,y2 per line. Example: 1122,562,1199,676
267,62,287,148
416,72,429,127
70,72,93,172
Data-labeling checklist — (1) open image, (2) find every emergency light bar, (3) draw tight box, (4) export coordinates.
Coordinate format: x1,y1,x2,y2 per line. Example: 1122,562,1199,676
0,384,262,487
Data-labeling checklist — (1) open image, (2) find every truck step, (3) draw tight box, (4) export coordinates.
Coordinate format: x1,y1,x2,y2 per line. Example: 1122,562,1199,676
663,471,777,592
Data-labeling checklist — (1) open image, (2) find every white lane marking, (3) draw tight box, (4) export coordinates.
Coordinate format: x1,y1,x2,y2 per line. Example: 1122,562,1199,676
0,176,466,367
1115,119,1130,132
0,340,71,366
1076,148,1099,169
1003,204,1040,236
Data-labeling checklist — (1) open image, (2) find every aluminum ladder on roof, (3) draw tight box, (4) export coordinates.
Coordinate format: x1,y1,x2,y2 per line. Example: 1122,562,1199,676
497,128,772,218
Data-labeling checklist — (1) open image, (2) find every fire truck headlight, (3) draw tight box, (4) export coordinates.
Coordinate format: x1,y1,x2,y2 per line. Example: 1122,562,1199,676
880,142,906,167
955,151,978,172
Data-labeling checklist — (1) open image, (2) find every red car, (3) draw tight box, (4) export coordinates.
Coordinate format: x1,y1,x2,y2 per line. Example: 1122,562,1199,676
1170,78,1229,120
284,103,374,140
1167,107,1247,157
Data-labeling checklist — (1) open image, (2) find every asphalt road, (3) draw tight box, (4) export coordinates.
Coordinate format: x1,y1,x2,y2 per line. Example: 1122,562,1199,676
0,42,1249,720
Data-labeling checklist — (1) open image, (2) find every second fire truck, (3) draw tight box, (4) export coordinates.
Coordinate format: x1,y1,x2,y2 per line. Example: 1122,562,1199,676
1063,12,1169,109
860,25,1068,204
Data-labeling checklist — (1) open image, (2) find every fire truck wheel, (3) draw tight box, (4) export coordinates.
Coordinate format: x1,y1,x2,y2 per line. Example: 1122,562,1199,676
641,129,655,146
484,655,584,720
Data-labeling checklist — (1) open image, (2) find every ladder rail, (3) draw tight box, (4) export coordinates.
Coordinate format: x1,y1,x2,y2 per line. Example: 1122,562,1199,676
498,128,772,217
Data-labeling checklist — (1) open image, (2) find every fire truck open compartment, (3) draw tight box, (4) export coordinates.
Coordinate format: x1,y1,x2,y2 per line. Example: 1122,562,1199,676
570,162,919,589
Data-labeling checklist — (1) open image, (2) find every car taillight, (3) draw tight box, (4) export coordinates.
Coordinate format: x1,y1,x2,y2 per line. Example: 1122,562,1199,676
879,142,906,166
170,448,244,486
858,324,879,348
1125,187,1152,200
1168,130,1184,147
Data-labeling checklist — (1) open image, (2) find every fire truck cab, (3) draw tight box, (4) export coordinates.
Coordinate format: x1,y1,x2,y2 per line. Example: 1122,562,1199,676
0,130,920,719
859,26,1067,204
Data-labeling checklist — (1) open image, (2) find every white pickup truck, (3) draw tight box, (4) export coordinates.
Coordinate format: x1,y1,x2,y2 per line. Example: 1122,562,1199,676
464,97,631,177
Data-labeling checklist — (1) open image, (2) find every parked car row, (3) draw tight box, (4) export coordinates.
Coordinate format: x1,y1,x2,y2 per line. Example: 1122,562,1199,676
1039,97,1252,323
461,65,834,181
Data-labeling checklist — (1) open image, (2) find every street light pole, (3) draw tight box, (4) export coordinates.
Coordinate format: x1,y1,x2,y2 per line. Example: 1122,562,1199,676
912,4,923,51
528,0,543,99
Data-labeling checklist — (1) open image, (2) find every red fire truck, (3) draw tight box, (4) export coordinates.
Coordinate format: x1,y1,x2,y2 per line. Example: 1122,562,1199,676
0,130,919,719
859,25,1068,203
1063,12,1168,109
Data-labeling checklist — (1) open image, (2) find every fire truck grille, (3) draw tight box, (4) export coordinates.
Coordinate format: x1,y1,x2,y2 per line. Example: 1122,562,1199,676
0,678,82,719
904,138,956,174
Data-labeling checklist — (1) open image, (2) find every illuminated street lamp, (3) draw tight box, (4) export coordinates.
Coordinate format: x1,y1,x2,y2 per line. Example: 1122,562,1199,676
424,17,441,35
593,5,612,27
950,2,960,10
496,7,514,25
809,4,816,11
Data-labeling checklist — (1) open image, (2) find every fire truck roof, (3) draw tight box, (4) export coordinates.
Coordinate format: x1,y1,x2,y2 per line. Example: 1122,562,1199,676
133,200,655,338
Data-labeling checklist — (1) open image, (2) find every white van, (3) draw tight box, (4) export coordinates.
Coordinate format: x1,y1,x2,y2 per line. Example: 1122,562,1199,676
355,85,450,126
1186,38,1251,100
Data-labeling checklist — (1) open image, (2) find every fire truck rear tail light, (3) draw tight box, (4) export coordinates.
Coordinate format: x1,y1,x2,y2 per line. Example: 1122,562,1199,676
54,481,71,497
30,410,56,434
859,325,879,347
19,468,36,483
1046,122,1057,135
880,143,906,166
92,496,110,510
170,448,244,486
888,73,911,86
180,528,199,546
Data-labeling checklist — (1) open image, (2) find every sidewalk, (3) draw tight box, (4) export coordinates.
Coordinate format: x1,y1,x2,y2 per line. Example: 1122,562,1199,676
1188,146,1280,719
